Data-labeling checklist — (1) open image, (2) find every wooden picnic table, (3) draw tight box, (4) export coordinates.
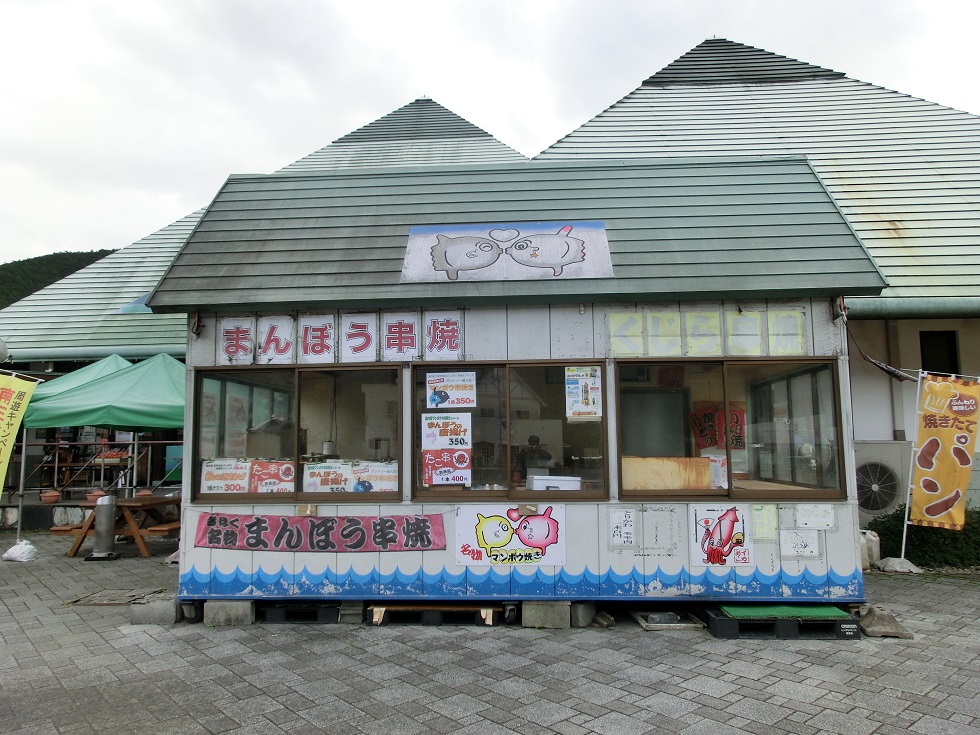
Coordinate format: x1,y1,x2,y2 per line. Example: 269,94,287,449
50,494,181,558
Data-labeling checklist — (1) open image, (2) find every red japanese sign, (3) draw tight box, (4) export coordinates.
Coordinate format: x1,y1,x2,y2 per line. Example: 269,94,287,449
194,512,447,552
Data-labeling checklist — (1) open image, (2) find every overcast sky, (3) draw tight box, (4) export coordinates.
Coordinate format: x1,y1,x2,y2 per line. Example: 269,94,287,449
1,0,977,266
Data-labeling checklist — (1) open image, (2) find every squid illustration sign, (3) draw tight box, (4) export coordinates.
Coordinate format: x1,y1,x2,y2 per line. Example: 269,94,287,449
400,221,614,282
689,505,754,567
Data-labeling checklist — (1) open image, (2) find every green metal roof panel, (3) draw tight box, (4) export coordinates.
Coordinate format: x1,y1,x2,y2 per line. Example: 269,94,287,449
540,38,980,314
2,98,528,364
644,38,845,86
278,98,525,172
148,156,885,313
0,212,199,362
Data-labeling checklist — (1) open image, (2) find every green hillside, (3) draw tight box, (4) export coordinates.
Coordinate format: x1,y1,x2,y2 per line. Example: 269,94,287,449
0,250,115,309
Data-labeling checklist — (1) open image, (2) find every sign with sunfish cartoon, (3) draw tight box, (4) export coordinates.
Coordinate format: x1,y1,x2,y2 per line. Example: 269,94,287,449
400,221,614,282
455,504,566,566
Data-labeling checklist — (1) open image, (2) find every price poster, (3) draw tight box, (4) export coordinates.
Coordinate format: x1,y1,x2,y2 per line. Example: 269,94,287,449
565,366,602,420
201,459,251,493
421,412,472,486
426,371,477,408
249,461,296,493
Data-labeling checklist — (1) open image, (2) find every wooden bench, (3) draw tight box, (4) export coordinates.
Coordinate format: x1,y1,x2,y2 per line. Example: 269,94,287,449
141,521,181,536
50,524,85,536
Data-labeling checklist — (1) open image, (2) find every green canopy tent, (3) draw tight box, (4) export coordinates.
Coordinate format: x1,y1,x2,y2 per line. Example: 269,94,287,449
24,353,185,429
30,354,132,403
14,354,185,540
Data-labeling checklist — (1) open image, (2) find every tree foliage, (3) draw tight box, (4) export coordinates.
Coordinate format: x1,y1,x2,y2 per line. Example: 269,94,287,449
867,504,980,568
0,250,115,309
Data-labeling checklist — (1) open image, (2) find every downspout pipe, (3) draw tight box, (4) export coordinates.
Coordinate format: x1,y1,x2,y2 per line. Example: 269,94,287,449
846,297,980,319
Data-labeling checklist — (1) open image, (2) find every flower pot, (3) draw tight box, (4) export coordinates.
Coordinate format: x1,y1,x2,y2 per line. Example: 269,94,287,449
40,490,61,504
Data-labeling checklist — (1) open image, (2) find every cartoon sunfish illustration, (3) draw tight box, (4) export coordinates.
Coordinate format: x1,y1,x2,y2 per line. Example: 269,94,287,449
474,513,514,556
431,234,502,281
509,505,559,552
429,388,450,407
506,225,585,276
352,479,373,493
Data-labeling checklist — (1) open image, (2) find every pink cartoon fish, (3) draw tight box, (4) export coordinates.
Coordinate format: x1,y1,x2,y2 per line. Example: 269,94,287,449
509,505,559,552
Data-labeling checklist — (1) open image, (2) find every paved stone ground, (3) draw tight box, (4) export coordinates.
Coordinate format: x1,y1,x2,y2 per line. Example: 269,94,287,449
0,531,977,735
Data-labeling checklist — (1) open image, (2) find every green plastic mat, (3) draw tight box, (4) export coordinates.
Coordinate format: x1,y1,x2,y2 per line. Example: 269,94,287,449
720,604,851,620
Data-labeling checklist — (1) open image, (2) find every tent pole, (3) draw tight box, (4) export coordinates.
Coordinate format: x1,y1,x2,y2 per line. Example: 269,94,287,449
16,425,27,542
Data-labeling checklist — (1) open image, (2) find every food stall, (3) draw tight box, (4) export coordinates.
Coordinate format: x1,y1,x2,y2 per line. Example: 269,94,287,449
147,156,886,613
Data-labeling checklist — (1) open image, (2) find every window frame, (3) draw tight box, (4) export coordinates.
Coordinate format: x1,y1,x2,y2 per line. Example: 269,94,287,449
412,360,609,502
616,358,846,501
192,365,402,503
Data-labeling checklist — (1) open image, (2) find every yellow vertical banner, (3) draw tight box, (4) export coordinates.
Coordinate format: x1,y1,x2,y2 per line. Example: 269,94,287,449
0,374,38,486
909,374,980,530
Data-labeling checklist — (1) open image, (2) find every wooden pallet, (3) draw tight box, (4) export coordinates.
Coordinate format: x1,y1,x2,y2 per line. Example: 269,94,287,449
698,605,861,640
258,602,340,624
368,603,502,626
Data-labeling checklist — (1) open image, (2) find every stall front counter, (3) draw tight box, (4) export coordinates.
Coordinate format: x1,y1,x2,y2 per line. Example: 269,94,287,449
177,500,863,603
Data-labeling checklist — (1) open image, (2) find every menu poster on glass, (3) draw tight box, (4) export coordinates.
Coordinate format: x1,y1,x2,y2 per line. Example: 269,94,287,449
201,459,251,493
421,412,472,486
199,388,219,458
303,460,351,492
426,371,477,409
303,460,400,493
224,384,249,456
249,460,295,493
565,366,602,421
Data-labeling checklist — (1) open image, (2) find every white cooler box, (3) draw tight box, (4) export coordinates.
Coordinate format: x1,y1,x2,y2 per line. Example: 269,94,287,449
528,475,581,491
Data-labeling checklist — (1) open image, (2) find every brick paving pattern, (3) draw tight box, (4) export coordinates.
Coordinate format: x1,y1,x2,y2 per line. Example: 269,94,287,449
0,531,978,734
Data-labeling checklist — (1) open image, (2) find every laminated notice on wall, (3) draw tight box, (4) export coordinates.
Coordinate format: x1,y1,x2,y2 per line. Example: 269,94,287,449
796,504,835,529
780,529,820,558
609,508,637,547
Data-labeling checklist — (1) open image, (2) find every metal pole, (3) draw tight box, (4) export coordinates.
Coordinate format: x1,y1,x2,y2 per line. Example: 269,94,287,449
85,494,118,561
16,425,27,542
899,370,924,560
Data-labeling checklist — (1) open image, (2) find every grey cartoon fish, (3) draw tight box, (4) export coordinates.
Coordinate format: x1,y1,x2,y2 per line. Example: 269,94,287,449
430,234,502,280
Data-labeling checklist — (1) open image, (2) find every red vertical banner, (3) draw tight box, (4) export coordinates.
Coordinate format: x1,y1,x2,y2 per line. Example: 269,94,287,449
909,374,980,530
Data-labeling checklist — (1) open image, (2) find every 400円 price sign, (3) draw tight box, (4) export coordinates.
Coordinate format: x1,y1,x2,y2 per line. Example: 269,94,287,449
421,412,472,486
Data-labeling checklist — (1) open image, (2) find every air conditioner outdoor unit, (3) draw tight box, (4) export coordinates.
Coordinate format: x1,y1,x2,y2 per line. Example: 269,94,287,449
853,440,913,528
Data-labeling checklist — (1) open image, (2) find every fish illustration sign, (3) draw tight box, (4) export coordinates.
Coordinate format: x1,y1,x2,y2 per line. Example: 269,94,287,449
400,221,614,282
456,504,566,566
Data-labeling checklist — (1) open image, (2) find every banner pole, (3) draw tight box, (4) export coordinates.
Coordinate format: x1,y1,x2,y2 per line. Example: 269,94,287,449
16,425,27,542
900,370,924,560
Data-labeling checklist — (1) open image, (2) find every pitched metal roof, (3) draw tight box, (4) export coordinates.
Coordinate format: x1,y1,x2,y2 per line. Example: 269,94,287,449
1,99,527,363
644,38,844,86
0,213,198,362
538,38,980,317
277,98,525,172
147,156,884,313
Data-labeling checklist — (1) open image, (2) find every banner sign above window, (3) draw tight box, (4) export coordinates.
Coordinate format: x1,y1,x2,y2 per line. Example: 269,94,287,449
194,511,446,552
216,310,463,364
400,221,614,283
